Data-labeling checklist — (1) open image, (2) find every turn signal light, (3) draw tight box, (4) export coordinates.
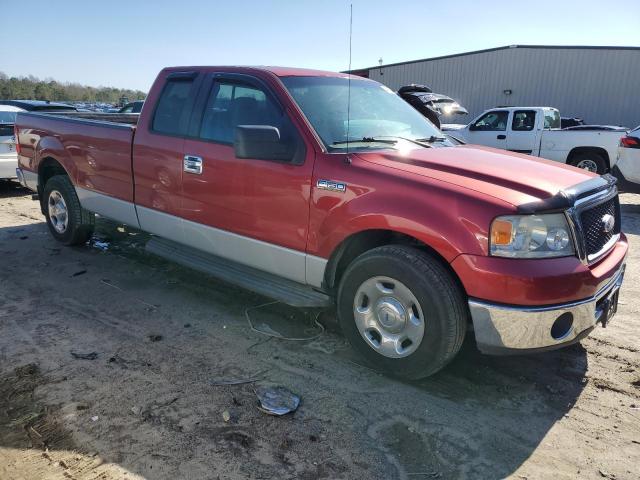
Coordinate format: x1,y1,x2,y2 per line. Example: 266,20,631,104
491,219,513,245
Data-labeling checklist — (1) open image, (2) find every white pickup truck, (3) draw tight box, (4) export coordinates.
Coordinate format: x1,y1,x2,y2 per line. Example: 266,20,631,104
443,107,626,174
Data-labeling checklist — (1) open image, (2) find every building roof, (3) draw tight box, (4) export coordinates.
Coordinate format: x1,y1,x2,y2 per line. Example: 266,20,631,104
348,44,640,72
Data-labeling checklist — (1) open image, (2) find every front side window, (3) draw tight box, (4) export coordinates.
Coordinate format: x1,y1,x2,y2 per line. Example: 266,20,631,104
472,111,509,131
152,78,195,135
281,76,450,151
512,110,536,131
199,81,282,143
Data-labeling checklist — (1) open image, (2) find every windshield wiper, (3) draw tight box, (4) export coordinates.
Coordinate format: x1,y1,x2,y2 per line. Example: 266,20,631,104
361,135,435,148
416,135,447,143
331,137,398,146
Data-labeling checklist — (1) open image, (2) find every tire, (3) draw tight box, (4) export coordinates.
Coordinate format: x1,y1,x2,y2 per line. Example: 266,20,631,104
337,245,467,380
570,151,607,174
43,175,94,245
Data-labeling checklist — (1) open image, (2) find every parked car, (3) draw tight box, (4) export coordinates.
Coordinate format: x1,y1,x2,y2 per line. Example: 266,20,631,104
0,105,21,179
443,107,626,174
398,84,467,129
612,126,640,193
14,67,627,379
0,100,77,112
119,101,144,114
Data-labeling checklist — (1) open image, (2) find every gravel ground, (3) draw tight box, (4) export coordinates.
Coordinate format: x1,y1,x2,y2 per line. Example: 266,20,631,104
0,180,638,480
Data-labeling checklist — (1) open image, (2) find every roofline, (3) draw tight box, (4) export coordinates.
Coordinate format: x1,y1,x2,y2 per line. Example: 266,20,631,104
346,44,640,72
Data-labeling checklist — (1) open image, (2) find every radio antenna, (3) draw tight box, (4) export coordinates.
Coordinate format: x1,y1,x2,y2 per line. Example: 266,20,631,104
346,3,353,156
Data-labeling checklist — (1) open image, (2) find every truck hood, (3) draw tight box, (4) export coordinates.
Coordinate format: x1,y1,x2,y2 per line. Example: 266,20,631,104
355,145,596,207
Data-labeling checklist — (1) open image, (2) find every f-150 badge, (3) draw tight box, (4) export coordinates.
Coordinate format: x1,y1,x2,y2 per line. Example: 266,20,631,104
317,179,347,193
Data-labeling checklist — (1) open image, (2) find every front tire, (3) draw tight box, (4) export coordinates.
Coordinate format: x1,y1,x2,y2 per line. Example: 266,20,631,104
43,175,94,245
337,245,467,380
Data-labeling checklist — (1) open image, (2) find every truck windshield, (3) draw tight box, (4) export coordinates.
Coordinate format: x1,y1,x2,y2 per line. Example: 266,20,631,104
281,76,450,151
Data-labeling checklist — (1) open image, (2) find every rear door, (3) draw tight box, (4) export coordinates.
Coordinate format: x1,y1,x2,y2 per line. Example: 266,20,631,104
132,71,203,244
180,73,314,283
506,110,538,154
464,110,510,149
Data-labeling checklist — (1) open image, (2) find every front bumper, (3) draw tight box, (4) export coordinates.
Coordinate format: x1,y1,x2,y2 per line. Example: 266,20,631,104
469,264,625,354
611,165,640,194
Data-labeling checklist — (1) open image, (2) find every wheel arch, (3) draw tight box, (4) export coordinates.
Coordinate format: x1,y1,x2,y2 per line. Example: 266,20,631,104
37,156,71,213
323,228,467,297
567,146,610,171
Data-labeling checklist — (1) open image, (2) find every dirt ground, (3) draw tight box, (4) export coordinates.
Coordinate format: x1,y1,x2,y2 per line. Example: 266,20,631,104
0,180,638,480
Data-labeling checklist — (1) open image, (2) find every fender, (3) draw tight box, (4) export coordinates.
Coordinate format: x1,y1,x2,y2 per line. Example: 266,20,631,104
310,184,509,263
35,135,78,185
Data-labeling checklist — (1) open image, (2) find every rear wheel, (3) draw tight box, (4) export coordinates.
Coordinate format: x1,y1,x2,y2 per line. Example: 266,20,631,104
337,245,467,379
43,175,94,245
570,151,607,174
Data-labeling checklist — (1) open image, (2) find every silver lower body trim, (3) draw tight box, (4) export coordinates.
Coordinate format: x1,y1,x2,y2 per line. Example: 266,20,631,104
16,168,38,190
469,264,625,354
134,205,327,288
76,187,140,228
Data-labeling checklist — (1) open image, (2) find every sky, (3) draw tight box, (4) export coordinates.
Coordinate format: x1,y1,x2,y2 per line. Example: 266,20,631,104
2,0,638,92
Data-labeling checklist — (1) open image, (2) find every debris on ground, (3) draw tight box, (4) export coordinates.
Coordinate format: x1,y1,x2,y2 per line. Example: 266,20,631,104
71,269,87,277
148,334,163,342
70,351,98,360
222,410,231,422
245,301,325,341
255,386,300,416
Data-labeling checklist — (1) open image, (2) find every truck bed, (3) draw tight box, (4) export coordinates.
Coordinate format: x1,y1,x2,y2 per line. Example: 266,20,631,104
16,111,137,204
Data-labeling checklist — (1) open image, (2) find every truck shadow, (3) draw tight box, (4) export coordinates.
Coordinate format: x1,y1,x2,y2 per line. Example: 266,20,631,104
0,220,589,480
0,179,30,199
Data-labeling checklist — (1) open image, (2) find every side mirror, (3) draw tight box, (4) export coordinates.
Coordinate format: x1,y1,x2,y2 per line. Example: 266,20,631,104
234,125,294,162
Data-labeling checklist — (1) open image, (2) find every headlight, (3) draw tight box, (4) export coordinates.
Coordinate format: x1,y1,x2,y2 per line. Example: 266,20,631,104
490,214,575,258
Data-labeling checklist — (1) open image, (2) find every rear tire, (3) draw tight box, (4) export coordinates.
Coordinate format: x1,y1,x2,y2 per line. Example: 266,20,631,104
43,175,94,245
570,151,607,174
337,245,467,380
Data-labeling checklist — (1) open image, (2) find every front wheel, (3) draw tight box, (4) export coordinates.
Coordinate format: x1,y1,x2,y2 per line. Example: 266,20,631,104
43,175,94,245
337,245,467,379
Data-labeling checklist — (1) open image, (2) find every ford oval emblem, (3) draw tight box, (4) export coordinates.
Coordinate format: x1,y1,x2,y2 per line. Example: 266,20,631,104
602,214,615,233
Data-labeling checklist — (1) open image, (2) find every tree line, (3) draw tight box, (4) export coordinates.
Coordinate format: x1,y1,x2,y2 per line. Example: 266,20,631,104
0,72,146,104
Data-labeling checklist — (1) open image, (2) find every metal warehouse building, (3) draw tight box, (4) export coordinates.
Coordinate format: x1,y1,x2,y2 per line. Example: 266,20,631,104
351,45,640,128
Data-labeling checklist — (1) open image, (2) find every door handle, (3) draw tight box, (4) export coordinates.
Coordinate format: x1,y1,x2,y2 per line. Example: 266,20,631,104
183,155,203,175
497,134,506,140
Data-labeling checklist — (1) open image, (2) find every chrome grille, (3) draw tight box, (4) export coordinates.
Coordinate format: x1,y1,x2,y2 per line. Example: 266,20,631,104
578,197,620,259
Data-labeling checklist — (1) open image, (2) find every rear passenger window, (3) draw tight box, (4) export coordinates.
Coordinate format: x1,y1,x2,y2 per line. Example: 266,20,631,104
512,110,536,131
152,78,195,136
199,81,282,144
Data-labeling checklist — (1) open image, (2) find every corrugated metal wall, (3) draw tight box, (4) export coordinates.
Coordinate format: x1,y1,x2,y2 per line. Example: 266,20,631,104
365,47,640,128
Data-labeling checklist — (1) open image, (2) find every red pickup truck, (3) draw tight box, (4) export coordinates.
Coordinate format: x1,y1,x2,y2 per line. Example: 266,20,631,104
14,66,627,379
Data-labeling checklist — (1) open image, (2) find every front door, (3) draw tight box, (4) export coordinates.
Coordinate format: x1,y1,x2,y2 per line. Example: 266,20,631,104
464,110,510,149
181,73,314,283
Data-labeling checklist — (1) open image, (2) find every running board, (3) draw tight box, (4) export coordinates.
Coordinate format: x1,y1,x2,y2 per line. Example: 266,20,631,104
145,237,332,308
